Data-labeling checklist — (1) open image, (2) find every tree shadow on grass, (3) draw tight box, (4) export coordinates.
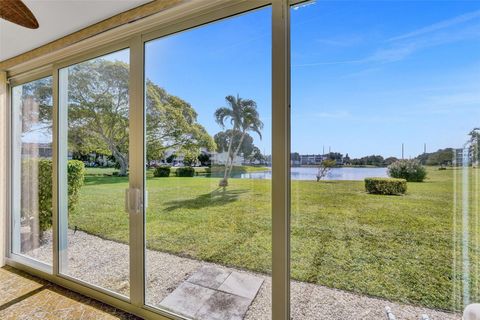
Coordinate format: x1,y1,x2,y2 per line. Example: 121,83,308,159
163,187,248,212
83,176,129,186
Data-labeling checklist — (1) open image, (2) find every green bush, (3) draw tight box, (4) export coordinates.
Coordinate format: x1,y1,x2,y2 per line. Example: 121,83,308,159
26,159,85,232
176,166,195,177
153,166,171,177
67,160,85,213
388,159,427,182
365,177,407,195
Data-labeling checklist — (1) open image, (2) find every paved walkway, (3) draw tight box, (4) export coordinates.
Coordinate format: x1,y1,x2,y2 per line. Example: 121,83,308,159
28,230,461,320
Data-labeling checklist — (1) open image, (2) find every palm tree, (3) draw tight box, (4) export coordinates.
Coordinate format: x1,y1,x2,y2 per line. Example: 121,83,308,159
214,95,263,187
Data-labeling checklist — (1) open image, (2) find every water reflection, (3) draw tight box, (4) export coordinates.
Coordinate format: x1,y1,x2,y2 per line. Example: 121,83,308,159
237,167,388,181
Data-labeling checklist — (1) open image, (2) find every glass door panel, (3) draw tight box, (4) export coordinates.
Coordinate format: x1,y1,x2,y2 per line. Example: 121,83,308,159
11,76,53,266
58,49,131,297
290,1,480,318
144,8,272,319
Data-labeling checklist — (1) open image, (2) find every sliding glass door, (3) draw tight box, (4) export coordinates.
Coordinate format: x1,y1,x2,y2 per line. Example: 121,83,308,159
143,7,272,319
290,1,480,318
7,2,278,319
9,3,276,317
11,76,53,267
9,1,480,319
57,49,131,297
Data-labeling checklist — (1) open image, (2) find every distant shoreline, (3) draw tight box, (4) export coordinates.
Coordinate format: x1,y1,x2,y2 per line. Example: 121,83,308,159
291,164,388,168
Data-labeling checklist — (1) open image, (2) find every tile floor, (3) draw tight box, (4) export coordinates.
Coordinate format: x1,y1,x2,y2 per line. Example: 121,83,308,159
0,266,140,320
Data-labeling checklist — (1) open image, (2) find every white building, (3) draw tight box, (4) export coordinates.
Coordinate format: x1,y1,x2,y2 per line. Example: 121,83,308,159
211,152,244,166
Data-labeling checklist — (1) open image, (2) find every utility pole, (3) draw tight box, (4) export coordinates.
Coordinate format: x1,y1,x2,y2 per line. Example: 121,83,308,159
424,143,426,154
322,145,325,155
402,143,404,159
329,146,331,154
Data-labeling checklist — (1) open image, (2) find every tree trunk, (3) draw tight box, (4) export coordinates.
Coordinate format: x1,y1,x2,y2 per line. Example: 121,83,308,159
219,129,236,187
112,149,128,176
226,132,246,179
118,157,128,176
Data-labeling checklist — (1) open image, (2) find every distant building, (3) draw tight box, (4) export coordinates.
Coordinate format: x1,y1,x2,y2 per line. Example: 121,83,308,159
211,152,244,166
291,153,301,166
454,147,473,167
291,153,346,166
264,155,272,167
300,154,324,165
21,143,52,158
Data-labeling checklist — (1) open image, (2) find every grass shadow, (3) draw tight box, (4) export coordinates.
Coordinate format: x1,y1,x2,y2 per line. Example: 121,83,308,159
83,176,129,186
163,187,248,212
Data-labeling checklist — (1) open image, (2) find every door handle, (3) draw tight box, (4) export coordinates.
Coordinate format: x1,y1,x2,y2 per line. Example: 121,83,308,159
125,188,143,214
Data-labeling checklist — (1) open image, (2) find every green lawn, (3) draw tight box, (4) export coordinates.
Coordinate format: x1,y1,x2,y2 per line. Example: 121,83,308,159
70,167,480,312
85,165,269,177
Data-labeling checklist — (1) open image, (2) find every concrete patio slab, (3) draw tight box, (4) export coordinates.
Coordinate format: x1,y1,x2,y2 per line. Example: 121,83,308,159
187,265,231,289
159,282,216,318
218,272,264,300
160,266,263,320
196,291,251,320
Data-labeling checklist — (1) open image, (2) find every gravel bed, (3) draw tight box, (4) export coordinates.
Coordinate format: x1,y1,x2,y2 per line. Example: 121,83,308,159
27,230,460,320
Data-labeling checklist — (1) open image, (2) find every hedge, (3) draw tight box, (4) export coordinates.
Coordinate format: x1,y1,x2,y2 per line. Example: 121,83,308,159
153,166,171,177
24,159,85,232
365,177,407,195
176,166,195,177
388,159,427,182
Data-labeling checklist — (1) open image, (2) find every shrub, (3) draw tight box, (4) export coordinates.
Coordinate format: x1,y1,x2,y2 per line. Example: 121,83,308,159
388,159,427,182
25,159,85,233
176,166,195,177
67,160,86,215
153,166,171,177
365,177,407,195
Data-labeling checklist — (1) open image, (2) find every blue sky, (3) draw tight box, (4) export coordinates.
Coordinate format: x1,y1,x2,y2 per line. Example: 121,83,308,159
291,1,480,158
114,1,480,159
144,8,272,155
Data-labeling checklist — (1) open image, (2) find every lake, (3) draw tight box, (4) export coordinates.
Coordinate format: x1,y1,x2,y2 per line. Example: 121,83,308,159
237,167,388,181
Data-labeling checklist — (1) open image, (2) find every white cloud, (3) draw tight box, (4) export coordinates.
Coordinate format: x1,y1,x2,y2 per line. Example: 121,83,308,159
388,9,480,42
293,9,480,67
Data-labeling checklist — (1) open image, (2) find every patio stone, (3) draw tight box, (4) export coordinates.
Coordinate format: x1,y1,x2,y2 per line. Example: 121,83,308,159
160,268,263,319
187,265,231,289
218,272,264,300
195,291,251,320
159,282,216,318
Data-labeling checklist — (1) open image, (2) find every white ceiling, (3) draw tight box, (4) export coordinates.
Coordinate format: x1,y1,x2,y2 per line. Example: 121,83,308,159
0,0,151,62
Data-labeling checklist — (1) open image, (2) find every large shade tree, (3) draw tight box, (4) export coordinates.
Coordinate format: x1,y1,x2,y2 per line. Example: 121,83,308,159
67,59,214,175
214,130,255,157
248,146,265,164
18,77,53,136
214,95,263,187
146,80,214,164
67,60,130,174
